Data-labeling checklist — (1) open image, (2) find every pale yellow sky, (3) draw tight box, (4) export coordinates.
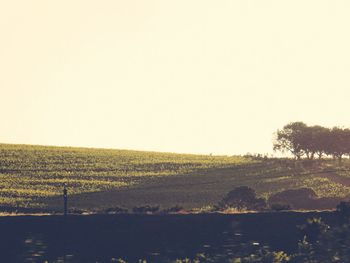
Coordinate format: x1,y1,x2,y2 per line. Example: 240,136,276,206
1,1,350,155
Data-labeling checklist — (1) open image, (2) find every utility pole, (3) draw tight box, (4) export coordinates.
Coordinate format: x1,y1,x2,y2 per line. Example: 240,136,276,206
63,183,68,216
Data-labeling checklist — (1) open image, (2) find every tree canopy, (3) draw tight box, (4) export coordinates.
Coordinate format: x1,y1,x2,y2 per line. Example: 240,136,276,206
273,122,350,161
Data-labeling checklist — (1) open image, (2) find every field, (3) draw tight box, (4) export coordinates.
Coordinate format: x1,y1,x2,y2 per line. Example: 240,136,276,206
1,143,350,212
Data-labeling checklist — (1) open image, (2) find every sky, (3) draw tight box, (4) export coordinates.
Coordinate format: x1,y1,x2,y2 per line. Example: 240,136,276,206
1,1,350,155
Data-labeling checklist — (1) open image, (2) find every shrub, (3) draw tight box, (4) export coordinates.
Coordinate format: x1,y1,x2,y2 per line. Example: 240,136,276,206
268,188,317,209
218,186,266,211
298,217,329,243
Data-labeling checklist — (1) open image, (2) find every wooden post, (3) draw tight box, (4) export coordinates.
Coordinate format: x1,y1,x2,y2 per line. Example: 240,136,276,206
63,183,68,216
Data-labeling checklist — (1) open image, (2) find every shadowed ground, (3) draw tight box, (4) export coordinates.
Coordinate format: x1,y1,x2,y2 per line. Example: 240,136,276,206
43,164,350,212
0,211,340,262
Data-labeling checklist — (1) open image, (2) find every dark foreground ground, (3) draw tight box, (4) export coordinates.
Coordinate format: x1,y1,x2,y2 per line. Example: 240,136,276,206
0,211,340,263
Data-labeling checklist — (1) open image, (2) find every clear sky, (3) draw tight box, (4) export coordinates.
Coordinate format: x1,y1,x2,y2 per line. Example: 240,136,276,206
1,1,350,155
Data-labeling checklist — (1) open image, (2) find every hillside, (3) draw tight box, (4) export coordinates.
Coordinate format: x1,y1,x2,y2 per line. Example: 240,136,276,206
1,143,350,212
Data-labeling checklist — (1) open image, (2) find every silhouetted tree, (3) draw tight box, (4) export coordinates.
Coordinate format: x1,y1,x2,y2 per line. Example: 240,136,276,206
326,127,350,161
273,122,350,161
310,125,331,159
273,122,308,159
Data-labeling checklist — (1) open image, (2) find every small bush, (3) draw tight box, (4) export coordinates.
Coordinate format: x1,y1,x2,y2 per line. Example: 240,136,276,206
298,217,329,243
268,188,317,209
218,186,266,211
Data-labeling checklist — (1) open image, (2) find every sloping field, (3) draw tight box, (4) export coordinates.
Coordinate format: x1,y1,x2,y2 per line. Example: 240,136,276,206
1,143,350,212
0,144,251,210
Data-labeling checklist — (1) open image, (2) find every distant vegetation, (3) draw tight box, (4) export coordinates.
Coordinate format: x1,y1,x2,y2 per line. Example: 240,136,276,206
274,121,350,161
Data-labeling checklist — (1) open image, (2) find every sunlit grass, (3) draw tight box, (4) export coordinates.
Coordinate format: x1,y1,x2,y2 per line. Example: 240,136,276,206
300,177,350,198
0,143,252,208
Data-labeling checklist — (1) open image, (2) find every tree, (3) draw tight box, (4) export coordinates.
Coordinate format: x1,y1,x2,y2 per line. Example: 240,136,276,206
274,122,350,161
299,126,315,159
273,122,308,159
310,125,331,159
326,127,350,161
